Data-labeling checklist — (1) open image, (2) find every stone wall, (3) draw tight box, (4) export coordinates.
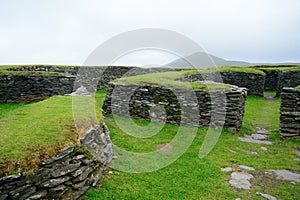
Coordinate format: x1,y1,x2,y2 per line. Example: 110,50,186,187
0,66,173,103
277,70,300,96
103,83,247,133
280,87,300,139
180,71,265,97
260,70,279,91
0,123,113,200
0,75,75,103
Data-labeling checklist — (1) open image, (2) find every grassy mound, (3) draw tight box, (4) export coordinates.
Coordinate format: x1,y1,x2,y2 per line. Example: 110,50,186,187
0,92,104,176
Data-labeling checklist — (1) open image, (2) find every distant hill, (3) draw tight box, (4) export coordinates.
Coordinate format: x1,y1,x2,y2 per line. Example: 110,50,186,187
166,52,252,68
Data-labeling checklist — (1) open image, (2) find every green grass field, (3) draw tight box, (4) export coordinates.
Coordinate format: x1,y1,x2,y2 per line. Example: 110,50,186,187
85,91,300,199
0,90,299,199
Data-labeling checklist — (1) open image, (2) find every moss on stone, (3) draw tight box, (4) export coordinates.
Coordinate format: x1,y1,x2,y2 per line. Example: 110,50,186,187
71,146,94,160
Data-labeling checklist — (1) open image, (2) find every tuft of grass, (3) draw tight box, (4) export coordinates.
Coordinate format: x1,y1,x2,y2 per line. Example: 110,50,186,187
295,85,300,90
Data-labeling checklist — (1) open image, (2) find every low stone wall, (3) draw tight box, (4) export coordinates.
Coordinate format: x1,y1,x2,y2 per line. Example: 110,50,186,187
0,66,173,103
103,83,247,133
277,70,300,96
0,75,75,103
181,71,265,96
0,123,113,200
280,87,300,139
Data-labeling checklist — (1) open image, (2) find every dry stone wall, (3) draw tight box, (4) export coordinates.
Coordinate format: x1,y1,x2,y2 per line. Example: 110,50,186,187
180,71,265,96
277,70,300,96
103,83,247,133
0,66,173,103
0,123,113,200
280,87,300,139
0,75,75,103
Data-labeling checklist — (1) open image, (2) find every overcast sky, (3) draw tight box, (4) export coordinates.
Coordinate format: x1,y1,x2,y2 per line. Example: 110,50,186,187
0,0,299,66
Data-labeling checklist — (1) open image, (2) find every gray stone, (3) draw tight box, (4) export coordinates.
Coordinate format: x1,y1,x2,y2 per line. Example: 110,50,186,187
238,137,273,145
261,147,268,151
66,86,92,96
255,127,270,135
296,149,300,156
0,194,8,200
238,165,255,171
272,170,300,183
221,167,233,172
27,190,47,200
229,172,253,190
251,133,268,140
294,158,300,161
256,192,277,200
40,176,71,187
51,163,81,177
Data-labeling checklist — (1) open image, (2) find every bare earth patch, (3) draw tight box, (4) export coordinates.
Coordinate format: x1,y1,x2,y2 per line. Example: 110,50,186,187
154,143,173,154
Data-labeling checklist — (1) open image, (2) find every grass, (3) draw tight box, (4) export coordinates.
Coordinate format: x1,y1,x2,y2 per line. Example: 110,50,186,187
0,93,103,176
295,85,300,90
85,91,300,199
256,65,300,72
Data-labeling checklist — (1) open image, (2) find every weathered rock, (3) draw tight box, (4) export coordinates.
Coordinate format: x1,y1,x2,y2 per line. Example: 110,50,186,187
229,172,253,190
256,192,277,200
271,170,300,183
238,137,273,145
27,190,47,200
238,165,255,171
221,167,233,172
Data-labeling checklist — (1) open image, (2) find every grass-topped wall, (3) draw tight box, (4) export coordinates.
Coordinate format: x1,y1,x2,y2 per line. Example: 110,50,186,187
103,70,248,133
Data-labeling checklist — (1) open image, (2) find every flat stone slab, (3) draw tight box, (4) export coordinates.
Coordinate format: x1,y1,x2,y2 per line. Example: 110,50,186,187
238,165,255,171
221,167,233,172
256,192,277,200
229,172,253,190
271,170,300,183
261,147,268,151
238,137,273,145
255,127,270,135
251,133,269,140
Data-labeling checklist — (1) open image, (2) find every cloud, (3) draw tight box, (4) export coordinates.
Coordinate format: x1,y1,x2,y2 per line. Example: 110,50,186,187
0,0,299,64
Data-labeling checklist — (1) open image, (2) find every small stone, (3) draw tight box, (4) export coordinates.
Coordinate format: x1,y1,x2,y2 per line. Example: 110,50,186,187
40,176,71,187
238,137,273,145
294,158,300,161
296,149,300,156
238,165,255,171
261,147,268,151
229,149,237,154
229,172,253,190
255,127,270,135
256,192,277,200
108,171,113,174
27,190,47,200
250,151,258,155
251,134,269,140
272,170,300,183
221,167,233,172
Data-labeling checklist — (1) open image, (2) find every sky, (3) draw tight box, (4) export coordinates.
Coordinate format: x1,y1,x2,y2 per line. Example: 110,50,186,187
0,0,299,66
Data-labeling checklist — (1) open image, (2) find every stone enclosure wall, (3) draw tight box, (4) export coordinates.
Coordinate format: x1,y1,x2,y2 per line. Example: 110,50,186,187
0,75,75,103
0,123,113,200
280,87,300,139
180,71,265,96
103,83,248,133
277,70,300,96
0,66,173,103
